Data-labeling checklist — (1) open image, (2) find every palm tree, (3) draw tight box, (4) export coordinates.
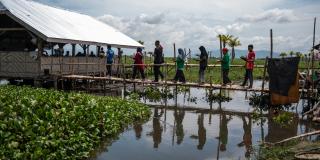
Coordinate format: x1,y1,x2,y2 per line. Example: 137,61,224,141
279,52,287,58
289,51,295,57
217,34,233,48
295,52,303,58
228,37,241,60
138,40,144,45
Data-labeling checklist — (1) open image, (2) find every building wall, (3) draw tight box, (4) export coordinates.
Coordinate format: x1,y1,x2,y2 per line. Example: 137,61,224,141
0,51,40,78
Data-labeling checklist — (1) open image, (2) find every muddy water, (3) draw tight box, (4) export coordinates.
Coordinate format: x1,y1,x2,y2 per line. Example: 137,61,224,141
95,82,320,160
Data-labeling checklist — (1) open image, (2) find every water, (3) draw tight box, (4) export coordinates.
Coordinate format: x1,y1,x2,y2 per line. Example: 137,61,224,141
94,82,320,160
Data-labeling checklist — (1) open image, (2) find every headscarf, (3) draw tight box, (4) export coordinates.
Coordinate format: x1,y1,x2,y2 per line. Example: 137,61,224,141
178,48,186,61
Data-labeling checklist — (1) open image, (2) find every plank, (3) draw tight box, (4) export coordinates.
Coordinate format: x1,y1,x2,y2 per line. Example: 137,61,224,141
61,75,269,92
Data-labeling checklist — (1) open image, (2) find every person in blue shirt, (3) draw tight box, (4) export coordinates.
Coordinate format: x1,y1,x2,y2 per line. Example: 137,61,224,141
106,45,114,77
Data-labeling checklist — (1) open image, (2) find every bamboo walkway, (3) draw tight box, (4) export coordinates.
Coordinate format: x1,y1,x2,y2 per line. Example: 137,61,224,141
62,74,269,92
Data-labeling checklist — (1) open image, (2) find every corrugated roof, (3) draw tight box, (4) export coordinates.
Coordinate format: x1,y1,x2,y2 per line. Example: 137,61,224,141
0,1,4,10
0,0,143,49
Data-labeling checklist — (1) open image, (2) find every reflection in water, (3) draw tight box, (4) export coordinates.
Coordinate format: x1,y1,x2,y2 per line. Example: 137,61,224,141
265,113,298,143
134,123,143,140
238,116,252,158
219,113,232,152
148,108,164,148
174,109,185,145
96,86,320,160
197,113,206,150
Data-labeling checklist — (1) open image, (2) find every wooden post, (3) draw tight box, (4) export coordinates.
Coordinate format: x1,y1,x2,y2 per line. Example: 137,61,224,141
50,43,53,74
270,29,273,59
86,45,89,76
37,38,43,77
261,57,268,93
72,44,76,57
122,64,126,96
165,63,168,85
311,17,317,92
219,35,223,84
173,43,177,71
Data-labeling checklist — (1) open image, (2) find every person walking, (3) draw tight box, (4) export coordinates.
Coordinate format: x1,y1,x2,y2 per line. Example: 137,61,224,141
132,47,145,80
106,45,114,77
218,48,231,86
173,48,186,83
153,40,164,82
198,46,208,84
241,44,255,88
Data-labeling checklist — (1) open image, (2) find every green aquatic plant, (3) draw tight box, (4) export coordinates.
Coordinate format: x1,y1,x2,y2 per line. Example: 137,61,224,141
272,112,295,128
206,93,232,103
127,87,175,102
0,85,150,160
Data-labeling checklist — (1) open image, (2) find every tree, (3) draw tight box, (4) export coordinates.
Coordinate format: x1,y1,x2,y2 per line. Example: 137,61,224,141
217,34,233,48
279,52,287,58
228,37,241,61
295,52,303,58
138,40,144,45
289,51,295,57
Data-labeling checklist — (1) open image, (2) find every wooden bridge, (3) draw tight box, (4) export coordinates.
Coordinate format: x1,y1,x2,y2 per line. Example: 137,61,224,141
61,74,269,92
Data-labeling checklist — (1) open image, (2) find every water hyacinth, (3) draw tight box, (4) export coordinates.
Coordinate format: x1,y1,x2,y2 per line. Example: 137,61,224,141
0,85,151,159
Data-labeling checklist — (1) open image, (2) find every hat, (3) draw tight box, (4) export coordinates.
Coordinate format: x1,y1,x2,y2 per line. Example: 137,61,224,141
222,48,228,52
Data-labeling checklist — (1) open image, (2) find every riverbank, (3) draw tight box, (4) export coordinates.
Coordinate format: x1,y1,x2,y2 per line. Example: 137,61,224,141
0,85,151,159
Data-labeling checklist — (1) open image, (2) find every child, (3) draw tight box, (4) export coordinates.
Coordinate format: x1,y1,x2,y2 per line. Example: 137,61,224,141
241,44,255,88
219,48,231,86
173,48,186,83
132,48,145,80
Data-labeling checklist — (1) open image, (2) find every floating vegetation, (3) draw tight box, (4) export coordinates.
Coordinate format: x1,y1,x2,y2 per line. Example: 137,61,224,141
272,112,295,128
176,86,190,93
206,93,232,103
0,85,150,159
249,93,294,111
126,87,175,102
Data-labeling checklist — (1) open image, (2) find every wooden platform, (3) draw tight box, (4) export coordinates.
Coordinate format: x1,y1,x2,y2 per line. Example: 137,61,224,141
61,74,269,92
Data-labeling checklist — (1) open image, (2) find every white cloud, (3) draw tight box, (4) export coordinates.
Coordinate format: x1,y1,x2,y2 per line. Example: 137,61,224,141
227,23,250,32
98,13,252,54
35,0,319,53
237,8,298,23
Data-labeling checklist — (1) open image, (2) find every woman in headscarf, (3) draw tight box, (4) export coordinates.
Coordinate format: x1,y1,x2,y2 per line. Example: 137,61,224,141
132,47,145,80
198,46,208,84
173,48,186,83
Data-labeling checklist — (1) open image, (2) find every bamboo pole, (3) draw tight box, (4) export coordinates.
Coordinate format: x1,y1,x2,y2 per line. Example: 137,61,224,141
219,35,223,84
311,17,317,92
270,29,273,58
261,58,268,93
174,43,177,71
273,130,320,146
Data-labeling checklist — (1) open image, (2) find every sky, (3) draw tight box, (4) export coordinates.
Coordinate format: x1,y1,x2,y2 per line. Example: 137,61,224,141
34,0,320,55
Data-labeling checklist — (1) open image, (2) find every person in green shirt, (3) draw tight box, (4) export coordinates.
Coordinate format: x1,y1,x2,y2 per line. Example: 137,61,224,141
173,48,186,83
218,48,231,86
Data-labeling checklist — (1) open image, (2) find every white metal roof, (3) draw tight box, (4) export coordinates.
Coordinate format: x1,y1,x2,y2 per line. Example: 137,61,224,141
0,0,143,49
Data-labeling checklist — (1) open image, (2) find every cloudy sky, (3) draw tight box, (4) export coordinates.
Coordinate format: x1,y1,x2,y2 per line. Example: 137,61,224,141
35,0,319,54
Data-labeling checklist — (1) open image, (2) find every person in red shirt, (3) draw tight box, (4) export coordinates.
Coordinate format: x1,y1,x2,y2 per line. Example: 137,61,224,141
132,47,145,80
241,44,255,88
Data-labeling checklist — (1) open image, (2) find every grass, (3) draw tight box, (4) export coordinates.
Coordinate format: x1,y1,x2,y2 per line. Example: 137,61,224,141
121,57,269,83
119,56,314,83
0,85,151,159
252,140,320,160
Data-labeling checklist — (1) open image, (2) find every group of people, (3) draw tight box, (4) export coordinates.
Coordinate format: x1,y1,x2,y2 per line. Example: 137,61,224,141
105,40,256,88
